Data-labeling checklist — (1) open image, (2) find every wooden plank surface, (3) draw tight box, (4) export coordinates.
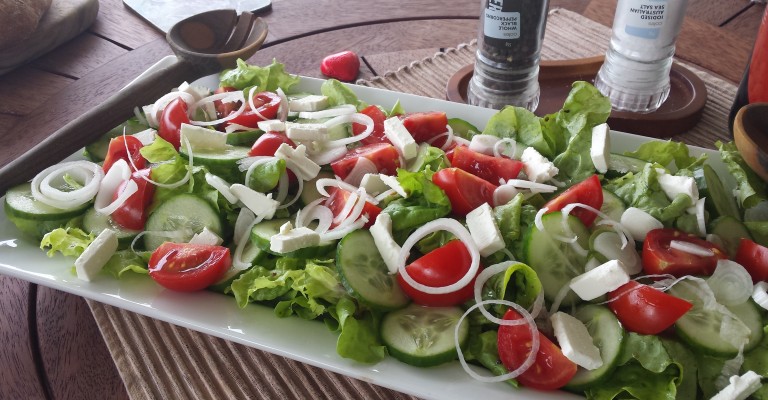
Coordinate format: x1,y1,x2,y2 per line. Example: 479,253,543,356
32,32,127,79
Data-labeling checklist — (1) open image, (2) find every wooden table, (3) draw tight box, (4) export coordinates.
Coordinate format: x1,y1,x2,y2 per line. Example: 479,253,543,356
0,0,764,398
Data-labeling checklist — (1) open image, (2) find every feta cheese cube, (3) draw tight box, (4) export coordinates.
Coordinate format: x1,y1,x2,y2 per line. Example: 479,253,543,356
257,119,286,132
379,174,409,198
359,173,389,196
550,312,603,370
657,173,699,204
711,371,762,400
180,123,228,150
274,143,321,181
370,213,402,274
521,147,558,183
384,117,418,160
570,259,630,301
269,222,321,254
288,95,329,112
230,184,279,219
466,203,505,257
74,229,118,282
590,123,611,173
132,128,157,145
189,227,224,246
286,123,328,142
620,207,663,241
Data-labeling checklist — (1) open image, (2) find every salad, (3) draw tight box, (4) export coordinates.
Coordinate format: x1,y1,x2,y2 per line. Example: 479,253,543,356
5,59,768,399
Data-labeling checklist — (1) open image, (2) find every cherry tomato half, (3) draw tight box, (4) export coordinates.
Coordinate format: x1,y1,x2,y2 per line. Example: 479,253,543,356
450,145,524,185
397,240,477,307
432,168,497,216
111,168,155,231
148,243,231,292
735,238,768,283
402,112,449,147
642,228,728,277
352,105,390,145
213,86,239,119
607,280,693,335
330,143,401,180
102,135,146,173
249,132,296,157
158,98,190,149
542,174,603,227
324,187,381,229
497,309,577,391
226,91,281,128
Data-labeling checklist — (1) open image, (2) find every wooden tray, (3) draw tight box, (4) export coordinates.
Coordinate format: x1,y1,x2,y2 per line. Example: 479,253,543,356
446,56,708,138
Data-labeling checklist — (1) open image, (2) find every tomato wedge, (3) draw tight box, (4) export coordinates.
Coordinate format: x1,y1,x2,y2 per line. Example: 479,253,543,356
102,135,146,173
324,187,381,229
111,168,155,231
497,309,577,390
158,97,190,149
352,105,390,145
330,143,401,180
735,238,768,283
607,280,693,335
432,168,497,216
396,240,477,307
213,86,238,119
226,91,281,128
542,174,603,227
148,243,231,292
450,145,524,185
248,132,296,157
642,228,728,277
402,112,449,146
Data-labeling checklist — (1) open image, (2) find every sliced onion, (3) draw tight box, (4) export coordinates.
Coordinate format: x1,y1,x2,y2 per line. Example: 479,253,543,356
453,136,471,147
94,159,131,212
320,217,367,241
503,179,557,193
534,206,577,244
233,208,256,245
148,91,195,128
343,157,378,187
473,261,540,323
189,90,246,126
456,300,539,382
205,173,238,204
277,165,304,209
752,282,768,311
247,87,268,121
322,113,374,146
375,188,397,202
275,170,289,204
225,123,255,134
469,134,500,156
315,178,378,204
237,156,272,172
493,138,518,159
31,160,103,209
493,184,520,206
670,240,715,257
276,87,289,122
707,260,753,306
331,190,359,226
298,105,356,119
98,179,137,215
130,229,193,254
306,145,348,165
296,198,333,234
425,125,455,151
133,106,148,126
548,283,573,315
336,189,369,229
232,215,264,270
693,197,707,236
397,219,480,294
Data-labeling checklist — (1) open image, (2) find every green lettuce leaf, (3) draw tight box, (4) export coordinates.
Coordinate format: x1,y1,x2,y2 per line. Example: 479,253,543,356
482,106,553,158
718,141,768,209
407,144,450,173
484,262,542,312
625,140,705,170
382,169,451,234
494,193,525,244
103,250,149,278
246,158,286,193
388,100,405,117
40,227,94,257
604,163,692,223
219,59,300,93
552,127,595,185
321,79,366,109
463,330,518,387
328,296,387,364
556,81,612,141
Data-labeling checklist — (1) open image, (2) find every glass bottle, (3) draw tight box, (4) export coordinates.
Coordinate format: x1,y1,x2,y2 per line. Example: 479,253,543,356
467,0,550,112
729,6,768,134
594,0,689,113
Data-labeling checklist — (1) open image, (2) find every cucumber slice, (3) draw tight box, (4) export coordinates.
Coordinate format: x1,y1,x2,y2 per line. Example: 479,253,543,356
447,118,480,139
143,194,223,251
607,154,647,175
381,303,468,367
250,218,335,258
599,189,626,222
226,129,263,146
336,229,409,311
523,212,590,307
300,171,335,206
670,280,763,356
82,207,140,247
566,305,625,390
294,116,349,141
179,145,250,183
4,183,91,221
709,216,752,258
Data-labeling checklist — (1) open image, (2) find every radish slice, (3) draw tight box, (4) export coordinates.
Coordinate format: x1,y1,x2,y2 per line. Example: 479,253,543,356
670,240,715,257
707,260,753,306
205,173,238,204
753,282,768,311
31,160,104,210
343,157,378,187
189,91,246,126
298,105,356,119
455,299,539,382
397,218,480,294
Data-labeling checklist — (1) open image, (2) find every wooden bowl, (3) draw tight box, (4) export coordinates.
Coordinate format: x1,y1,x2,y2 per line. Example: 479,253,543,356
446,56,708,138
733,102,768,182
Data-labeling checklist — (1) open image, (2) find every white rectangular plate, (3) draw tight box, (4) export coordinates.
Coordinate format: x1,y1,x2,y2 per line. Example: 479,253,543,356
0,75,731,400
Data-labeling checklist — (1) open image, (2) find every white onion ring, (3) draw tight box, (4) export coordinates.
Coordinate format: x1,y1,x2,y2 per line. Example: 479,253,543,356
455,299,540,382
753,282,768,311
331,190,359,226
295,198,333,233
493,138,518,159
298,105,356,119
493,185,520,207
322,113,374,146
670,240,715,257
707,260,753,306
307,145,348,165
343,157,378,187
205,173,238,204
244,157,278,189
149,91,195,128
232,215,264,270
31,160,103,209
234,208,256,245
425,125,455,151
189,90,246,126
503,179,557,193
277,165,304,210
473,261,542,324
276,87,289,122
247,87,269,121
397,219,480,294
275,170,289,204
224,123,254,134
315,178,378,204
320,217,367,241
97,179,137,216
94,159,131,212
453,136,471,147
336,189,369,230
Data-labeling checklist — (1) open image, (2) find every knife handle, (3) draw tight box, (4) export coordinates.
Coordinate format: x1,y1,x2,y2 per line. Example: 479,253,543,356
0,60,196,195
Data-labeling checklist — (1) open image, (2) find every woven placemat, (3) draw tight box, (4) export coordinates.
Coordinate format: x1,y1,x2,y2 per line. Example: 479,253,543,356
87,8,737,400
